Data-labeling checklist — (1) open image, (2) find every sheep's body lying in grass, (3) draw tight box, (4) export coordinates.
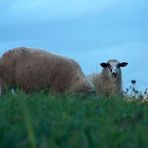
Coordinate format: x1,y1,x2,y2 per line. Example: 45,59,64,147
87,59,128,97
0,47,95,95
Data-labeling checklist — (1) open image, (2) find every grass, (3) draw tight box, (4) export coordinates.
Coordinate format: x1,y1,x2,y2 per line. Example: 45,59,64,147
0,90,148,148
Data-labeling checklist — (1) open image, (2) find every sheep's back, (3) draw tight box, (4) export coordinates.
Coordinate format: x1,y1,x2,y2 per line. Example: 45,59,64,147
10,47,82,92
0,47,89,93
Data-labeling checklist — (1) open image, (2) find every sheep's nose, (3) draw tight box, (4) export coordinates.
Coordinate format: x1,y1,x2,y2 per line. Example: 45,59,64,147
112,72,118,78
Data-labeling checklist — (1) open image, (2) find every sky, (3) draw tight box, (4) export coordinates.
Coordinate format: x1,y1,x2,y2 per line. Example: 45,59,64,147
0,0,148,90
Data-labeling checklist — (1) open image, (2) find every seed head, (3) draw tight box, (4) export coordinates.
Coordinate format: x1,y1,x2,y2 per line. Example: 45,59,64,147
131,80,136,85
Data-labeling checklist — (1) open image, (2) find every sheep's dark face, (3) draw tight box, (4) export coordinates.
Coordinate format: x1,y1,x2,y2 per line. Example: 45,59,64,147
100,59,128,80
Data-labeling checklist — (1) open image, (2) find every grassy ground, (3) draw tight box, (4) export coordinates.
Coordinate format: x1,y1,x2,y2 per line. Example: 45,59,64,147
0,90,147,148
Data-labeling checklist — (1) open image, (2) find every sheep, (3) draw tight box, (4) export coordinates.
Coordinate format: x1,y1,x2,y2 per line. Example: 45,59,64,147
87,59,128,97
0,47,95,95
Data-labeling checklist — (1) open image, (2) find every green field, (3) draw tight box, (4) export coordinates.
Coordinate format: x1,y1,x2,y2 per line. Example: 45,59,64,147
0,90,147,148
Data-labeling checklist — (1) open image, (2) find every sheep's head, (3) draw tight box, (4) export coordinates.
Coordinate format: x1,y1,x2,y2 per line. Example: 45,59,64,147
100,59,128,80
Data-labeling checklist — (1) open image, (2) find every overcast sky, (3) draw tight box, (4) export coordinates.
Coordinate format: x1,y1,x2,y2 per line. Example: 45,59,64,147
0,0,148,90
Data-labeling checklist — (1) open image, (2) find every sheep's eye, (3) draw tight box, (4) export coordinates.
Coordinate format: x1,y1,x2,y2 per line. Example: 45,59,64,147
108,64,112,71
108,63,111,67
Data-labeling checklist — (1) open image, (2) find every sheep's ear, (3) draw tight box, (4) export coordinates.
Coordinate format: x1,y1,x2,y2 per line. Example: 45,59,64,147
100,63,108,68
118,62,128,67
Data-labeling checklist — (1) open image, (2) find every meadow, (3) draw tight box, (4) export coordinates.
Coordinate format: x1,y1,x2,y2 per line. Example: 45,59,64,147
0,90,147,148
